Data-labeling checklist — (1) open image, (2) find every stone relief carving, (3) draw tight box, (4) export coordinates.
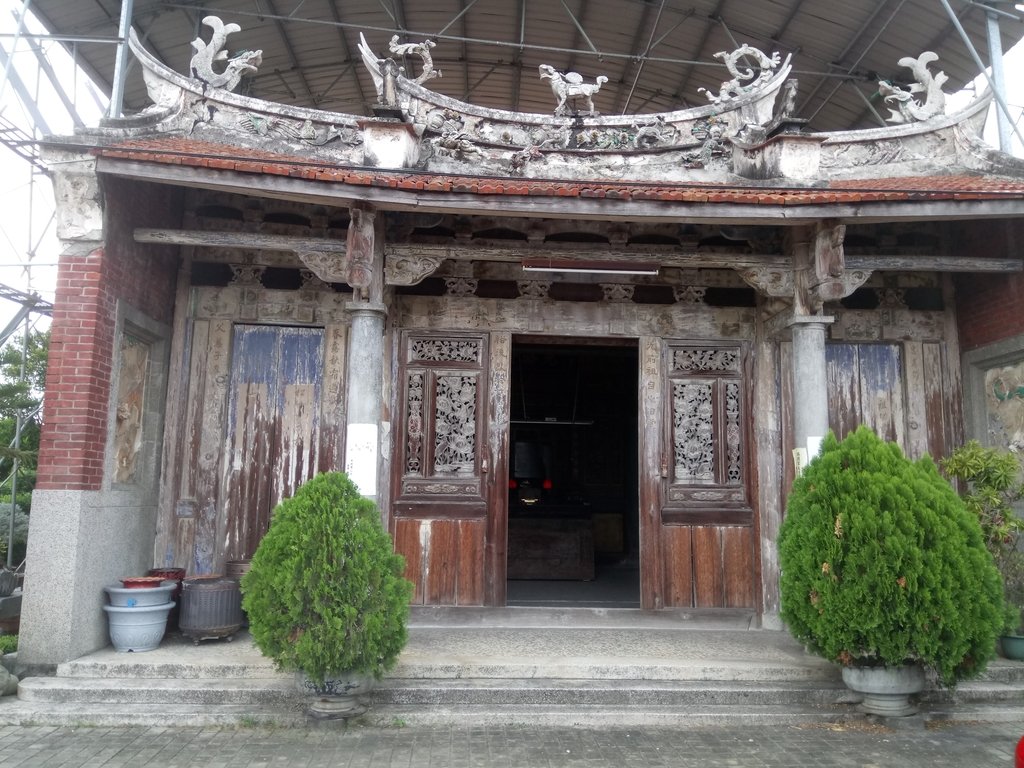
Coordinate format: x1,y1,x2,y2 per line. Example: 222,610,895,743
830,311,882,341
601,284,635,302
432,128,481,159
878,52,948,124
433,375,477,475
682,118,729,168
229,263,266,286
445,278,478,297
509,146,543,175
113,334,150,485
189,16,262,91
517,280,552,299
385,255,442,285
389,35,442,85
985,362,1024,452
238,114,356,146
539,64,609,116
299,269,330,290
633,116,680,148
673,285,707,304
698,44,782,105
876,287,908,308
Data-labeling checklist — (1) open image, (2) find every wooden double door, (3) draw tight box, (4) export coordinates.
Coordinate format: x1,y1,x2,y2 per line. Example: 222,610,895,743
389,330,757,609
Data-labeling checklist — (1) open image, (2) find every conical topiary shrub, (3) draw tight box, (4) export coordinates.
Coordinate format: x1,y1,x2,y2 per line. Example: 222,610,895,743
778,426,1003,687
240,472,413,685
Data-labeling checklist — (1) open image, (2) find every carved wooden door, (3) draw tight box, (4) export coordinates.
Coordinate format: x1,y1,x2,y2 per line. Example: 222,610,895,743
220,324,326,562
391,330,509,606
640,337,756,609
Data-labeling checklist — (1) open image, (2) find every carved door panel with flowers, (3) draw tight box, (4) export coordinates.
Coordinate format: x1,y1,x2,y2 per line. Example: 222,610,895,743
392,331,505,606
641,339,755,609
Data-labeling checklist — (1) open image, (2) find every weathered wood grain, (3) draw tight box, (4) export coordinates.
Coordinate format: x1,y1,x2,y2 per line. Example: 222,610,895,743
486,331,511,606
902,341,929,460
457,518,486,606
394,518,424,604
193,319,232,574
638,336,665,609
661,525,693,607
692,526,724,608
826,344,861,439
723,526,755,608
154,256,195,569
753,304,782,618
425,519,458,605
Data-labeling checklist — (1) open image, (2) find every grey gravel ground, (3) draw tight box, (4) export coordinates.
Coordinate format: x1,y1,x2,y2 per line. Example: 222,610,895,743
0,720,1021,768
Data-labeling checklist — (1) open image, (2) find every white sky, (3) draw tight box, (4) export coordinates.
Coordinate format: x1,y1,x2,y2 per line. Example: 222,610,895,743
0,8,1020,332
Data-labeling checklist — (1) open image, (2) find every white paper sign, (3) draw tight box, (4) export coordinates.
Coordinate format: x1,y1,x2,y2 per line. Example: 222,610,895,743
345,423,379,496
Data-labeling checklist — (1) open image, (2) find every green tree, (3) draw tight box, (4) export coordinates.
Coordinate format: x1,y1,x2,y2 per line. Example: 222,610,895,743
0,328,47,566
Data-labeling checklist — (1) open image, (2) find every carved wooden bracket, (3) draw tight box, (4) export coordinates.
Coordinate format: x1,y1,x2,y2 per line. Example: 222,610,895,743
736,267,794,297
384,254,443,285
297,251,347,282
346,204,376,292
740,220,872,316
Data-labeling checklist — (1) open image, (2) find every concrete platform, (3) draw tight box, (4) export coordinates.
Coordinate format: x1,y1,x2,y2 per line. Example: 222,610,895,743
3,607,1024,728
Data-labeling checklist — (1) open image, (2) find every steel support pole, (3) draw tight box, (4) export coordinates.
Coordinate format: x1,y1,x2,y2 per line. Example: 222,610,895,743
984,7,1013,153
937,0,1024,152
108,0,134,119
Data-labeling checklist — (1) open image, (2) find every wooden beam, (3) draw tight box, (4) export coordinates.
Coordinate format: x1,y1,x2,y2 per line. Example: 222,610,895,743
136,228,1024,273
135,228,348,253
847,255,1022,273
103,159,1024,225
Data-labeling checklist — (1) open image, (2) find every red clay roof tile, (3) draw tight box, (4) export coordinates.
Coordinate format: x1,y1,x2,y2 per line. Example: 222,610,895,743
91,136,1024,207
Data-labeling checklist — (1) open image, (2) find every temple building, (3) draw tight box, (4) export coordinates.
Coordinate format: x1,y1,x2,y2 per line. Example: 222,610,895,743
15,16,1024,670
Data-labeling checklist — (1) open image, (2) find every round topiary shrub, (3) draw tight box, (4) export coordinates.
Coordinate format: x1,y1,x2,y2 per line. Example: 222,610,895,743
240,472,413,685
778,426,1003,686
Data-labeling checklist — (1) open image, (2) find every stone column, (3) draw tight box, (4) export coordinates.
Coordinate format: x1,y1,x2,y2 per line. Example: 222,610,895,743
788,315,834,462
345,305,386,501
343,204,387,502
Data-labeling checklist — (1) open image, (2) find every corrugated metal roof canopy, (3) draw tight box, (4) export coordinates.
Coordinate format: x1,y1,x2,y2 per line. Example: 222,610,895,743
26,0,1024,133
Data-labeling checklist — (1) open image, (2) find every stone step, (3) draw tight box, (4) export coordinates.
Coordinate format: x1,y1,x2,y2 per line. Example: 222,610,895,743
19,671,1024,711
4,696,1023,730
372,678,855,707
17,675,857,708
17,676,299,706
924,680,1024,705
0,701,307,728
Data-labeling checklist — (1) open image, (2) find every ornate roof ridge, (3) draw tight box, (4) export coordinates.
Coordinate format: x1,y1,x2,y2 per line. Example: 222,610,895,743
104,17,1009,187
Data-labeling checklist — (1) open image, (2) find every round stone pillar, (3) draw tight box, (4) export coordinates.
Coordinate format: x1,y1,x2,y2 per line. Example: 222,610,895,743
345,304,386,501
789,315,833,461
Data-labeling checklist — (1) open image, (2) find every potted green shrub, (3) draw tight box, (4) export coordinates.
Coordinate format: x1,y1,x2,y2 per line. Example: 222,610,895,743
240,471,413,719
942,441,1024,660
779,426,1004,716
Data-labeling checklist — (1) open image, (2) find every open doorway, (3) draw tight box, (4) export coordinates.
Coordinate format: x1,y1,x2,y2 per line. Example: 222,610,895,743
506,338,640,607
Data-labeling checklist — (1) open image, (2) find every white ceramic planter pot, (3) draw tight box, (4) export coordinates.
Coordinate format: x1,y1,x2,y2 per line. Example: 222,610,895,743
104,583,175,607
102,602,175,652
841,664,925,717
295,670,375,719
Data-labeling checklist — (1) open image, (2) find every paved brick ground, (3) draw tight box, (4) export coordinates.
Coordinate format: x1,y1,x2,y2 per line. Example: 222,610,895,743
0,721,1021,767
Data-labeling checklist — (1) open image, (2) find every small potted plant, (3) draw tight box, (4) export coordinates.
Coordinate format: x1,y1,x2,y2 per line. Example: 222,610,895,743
942,440,1024,660
241,471,413,719
779,426,1004,716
